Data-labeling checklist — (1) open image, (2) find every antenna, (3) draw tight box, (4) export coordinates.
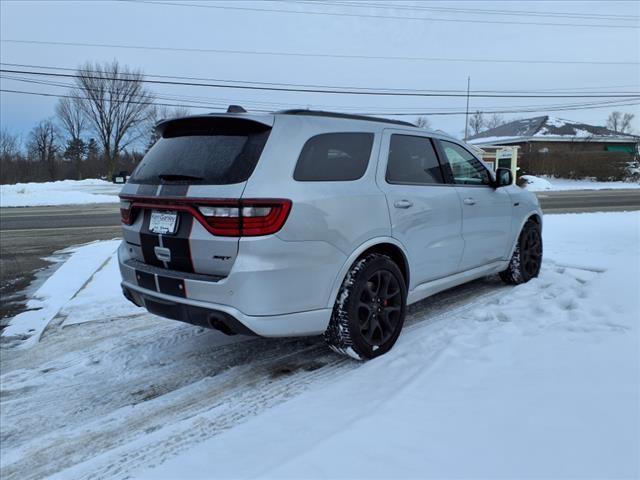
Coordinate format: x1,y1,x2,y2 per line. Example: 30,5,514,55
227,105,247,113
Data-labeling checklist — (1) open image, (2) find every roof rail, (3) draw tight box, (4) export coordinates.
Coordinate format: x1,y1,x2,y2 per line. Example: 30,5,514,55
276,109,416,127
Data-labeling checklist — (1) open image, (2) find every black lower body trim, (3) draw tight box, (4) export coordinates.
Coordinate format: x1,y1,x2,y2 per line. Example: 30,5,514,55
122,285,257,336
135,270,156,291
157,276,186,298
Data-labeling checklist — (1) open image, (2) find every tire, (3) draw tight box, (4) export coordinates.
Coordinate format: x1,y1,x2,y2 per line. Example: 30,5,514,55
324,253,407,360
500,219,543,285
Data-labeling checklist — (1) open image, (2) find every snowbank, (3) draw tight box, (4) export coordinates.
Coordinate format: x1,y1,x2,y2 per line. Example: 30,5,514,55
1,240,141,347
520,175,640,191
138,212,640,479
0,179,121,207
519,174,554,191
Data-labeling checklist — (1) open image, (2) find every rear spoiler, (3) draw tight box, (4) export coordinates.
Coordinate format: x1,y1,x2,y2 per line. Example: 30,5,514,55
155,113,275,137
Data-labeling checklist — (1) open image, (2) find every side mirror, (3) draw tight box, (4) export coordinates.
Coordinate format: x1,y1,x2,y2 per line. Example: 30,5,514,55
494,167,513,188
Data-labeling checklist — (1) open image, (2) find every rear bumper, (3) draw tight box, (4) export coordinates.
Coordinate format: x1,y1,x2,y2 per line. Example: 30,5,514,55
122,281,332,337
118,236,345,317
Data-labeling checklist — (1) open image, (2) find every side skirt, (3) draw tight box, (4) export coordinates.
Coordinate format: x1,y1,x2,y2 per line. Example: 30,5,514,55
407,260,509,305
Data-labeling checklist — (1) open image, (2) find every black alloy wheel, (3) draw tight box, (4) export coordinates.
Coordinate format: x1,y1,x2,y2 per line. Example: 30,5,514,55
520,226,542,278
357,270,403,347
500,219,543,285
324,253,407,360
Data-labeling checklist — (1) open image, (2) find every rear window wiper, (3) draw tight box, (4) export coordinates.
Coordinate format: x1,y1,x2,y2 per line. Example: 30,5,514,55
158,173,204,182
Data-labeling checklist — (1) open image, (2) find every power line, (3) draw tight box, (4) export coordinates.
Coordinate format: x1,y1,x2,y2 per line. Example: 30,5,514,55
3,87,639,117
4,39,637,67
2,62,638,95
4,68,640,100
288,1,640,22
4,72,635,115
0,88,225,111
124,0,640,29
0,74,235,110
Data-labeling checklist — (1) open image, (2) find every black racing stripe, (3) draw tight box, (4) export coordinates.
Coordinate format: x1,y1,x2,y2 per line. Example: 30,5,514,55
140,210,163,267
135,270,156,291
159,184,189,197
157,276,186,298
136,184,157,196
162,213,195,273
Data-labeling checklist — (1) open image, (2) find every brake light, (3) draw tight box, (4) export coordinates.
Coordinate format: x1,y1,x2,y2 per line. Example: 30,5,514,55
120,200,134,225
197,199,291,237
119,196,291,237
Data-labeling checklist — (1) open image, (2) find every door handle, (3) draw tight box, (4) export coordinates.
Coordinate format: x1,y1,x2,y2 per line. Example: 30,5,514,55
394,199,413,209
463,197,476,205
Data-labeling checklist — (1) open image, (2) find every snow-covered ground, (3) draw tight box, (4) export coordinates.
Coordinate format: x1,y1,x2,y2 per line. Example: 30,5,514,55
1,240,138,348
1,212,638,479
0,179,121,207
1,175,638,209
520,174,640,192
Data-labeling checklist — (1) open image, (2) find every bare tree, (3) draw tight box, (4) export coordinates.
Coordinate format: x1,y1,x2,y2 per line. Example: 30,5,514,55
145,105,191,151
27,119,59,180
55,96,86,141
415,116,432,130
485,113,505,130
73,61,155,178
469,110,485,136
0,129,21,161
607,111,635,133
56,96,88,179
152,105,190,123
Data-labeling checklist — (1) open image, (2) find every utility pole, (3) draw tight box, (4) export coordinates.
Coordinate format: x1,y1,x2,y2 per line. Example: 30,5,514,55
464,76,470,141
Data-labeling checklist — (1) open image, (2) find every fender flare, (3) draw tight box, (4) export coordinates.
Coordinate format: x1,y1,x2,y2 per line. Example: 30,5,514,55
325,236,410,309
506,209,543,259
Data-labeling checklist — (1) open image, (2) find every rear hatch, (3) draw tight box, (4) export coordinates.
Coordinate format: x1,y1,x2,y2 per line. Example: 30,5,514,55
121,115,279,278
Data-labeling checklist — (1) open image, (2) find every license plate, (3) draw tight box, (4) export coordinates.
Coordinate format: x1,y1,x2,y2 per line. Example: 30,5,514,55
149,210,178,234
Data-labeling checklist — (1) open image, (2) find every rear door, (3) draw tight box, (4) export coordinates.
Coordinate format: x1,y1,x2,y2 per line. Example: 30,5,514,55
121,116,272,278
377,130,464,289
436,139,513,270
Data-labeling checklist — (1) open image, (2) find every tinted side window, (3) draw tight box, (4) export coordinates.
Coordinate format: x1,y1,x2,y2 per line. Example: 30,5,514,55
294,133,374,181
386,135,444,185
441,141,491,186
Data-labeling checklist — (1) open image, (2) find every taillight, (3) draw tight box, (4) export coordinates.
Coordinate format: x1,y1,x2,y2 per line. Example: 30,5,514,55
120,199,134,225
118,196,291,237
197,199,291,237
198,204,242,236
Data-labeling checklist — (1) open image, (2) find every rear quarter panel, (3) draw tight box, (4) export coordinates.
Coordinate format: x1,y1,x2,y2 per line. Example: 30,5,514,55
243,116,390,254
241,116,391,307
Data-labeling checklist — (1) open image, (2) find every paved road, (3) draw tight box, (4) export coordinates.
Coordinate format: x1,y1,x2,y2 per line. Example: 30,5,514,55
0,205,122,321
536,189,640,213
1,189,639,321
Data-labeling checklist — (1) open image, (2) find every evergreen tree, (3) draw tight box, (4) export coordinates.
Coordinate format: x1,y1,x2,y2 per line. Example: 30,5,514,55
64,137,87,180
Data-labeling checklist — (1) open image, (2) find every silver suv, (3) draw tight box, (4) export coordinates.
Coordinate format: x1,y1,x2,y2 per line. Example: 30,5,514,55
118,109,543,359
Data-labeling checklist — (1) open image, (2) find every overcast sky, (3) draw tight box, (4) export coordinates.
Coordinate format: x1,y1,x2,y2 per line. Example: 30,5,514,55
1,0,639,141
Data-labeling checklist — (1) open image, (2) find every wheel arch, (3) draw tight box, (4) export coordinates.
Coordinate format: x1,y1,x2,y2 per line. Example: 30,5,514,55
528,213,542,226
326,237,410,309
506,210,543,260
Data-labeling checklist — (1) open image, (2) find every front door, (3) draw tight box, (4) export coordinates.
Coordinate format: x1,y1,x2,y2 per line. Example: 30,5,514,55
436,140,513,271
378,131,464,289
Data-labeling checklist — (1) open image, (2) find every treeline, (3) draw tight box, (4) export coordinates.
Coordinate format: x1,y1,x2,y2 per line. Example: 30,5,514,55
1,61,188,185
0,127,143,184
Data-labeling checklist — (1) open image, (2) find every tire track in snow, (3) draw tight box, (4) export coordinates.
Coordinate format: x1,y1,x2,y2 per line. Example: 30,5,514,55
1,277,506,480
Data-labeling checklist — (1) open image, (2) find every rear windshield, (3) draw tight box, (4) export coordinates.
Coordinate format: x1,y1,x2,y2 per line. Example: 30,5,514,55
129,118,271,185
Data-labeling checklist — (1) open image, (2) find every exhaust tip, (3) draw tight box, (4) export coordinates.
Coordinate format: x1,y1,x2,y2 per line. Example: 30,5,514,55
208,316,236,336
